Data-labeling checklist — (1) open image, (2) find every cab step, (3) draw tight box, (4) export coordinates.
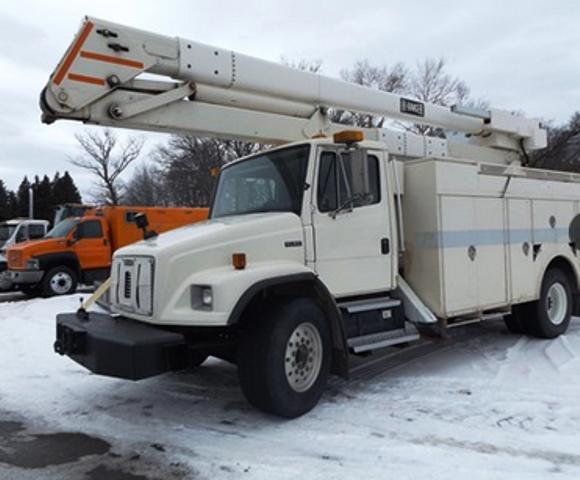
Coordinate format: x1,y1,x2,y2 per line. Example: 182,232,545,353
347,323,420,354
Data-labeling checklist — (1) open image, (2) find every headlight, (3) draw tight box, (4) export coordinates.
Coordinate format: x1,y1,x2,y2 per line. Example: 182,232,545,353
201,287,213,307
26,259,40,270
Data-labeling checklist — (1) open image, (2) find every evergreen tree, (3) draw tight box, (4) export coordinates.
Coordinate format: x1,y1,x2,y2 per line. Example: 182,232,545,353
34,175,53,221
15,177,31,218
55,171,82,205
5,191,17,219
0,180,9,221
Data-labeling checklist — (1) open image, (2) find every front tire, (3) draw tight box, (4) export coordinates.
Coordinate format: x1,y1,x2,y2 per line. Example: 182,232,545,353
41,266,78,297
237,297,331,418
529,268,573,339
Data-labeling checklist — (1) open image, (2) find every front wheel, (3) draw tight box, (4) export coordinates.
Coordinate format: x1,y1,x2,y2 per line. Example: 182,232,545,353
237,297,331,418
529,268,573,339
41,266,78,297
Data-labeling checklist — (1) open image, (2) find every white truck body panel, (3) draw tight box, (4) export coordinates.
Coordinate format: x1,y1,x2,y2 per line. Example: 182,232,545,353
403,158,580,318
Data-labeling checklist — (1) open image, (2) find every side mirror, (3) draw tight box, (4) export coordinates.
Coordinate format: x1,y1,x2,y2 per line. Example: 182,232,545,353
134,213,158,240
134,212,149,230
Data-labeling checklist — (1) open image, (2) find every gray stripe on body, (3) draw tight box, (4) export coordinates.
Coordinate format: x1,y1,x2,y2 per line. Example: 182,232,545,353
415,227,569,249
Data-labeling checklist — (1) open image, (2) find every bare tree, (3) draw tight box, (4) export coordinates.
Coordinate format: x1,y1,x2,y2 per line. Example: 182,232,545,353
531,113,580,171
406,57,475,136
280,57,323,74
71,129,143,205
123,163,167,206
334,60,407,128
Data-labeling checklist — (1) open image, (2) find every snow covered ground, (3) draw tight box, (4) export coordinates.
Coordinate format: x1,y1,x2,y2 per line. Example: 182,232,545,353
1,294,580,479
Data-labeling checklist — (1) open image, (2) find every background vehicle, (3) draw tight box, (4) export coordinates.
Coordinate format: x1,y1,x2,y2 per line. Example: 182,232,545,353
0,219,49,292
46,17,580,417
7,206,208,296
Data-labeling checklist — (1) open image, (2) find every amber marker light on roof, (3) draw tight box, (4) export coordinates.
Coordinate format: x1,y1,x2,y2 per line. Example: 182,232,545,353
232,253,246,270
333,130,364,144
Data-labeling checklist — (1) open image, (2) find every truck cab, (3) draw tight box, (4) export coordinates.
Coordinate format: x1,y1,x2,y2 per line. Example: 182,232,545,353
0,219,49,291
8,215,111,296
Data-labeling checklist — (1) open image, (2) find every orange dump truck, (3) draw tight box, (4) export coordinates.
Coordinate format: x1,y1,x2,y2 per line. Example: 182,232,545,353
7,206,208,296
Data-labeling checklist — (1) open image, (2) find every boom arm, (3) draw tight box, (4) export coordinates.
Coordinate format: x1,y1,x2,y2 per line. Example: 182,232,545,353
41,17,546,154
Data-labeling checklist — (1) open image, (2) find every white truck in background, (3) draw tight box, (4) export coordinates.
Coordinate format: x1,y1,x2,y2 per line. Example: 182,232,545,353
46,17,580,418
0,219,50,291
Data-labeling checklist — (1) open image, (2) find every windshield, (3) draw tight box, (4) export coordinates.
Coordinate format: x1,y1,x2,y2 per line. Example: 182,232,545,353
211,145,310,218
45,218,78,239
0,224,16,248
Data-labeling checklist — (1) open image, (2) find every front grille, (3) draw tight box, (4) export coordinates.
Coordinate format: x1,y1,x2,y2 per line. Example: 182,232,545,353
7,250,23,269
124,271,132,299
111,256,154,316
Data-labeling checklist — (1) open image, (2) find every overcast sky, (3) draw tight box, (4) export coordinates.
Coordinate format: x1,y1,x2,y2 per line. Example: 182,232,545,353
1,0,579,198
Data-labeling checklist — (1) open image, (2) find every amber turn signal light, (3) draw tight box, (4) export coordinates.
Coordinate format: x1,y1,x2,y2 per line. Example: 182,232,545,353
333,130,364,144
232,253,246,270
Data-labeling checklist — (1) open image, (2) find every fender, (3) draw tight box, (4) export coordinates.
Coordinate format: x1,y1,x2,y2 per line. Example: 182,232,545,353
228,272,349,378
35,252,81,276
534,251,580,299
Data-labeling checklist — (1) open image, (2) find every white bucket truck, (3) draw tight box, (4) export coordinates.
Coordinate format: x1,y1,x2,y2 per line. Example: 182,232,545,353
45,18,580,417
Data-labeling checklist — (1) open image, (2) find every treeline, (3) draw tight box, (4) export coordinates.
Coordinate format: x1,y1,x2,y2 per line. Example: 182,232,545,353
0,172,82,223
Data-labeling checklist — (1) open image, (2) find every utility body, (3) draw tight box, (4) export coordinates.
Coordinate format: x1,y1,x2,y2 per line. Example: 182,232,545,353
7,205,208,297
45,17,580,417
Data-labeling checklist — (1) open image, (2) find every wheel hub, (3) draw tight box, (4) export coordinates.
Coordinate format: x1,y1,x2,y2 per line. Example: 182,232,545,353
50,272,73,294
284,322,323,393
546,282,567,326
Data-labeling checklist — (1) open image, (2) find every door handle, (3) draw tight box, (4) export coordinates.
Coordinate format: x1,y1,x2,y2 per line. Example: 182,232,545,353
381,238,390,255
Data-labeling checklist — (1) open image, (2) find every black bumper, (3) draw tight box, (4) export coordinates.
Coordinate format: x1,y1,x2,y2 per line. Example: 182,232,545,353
55,312,187,380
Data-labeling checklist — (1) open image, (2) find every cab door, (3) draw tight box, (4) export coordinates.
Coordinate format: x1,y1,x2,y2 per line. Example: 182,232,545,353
72,219,112,272
311,148,393,297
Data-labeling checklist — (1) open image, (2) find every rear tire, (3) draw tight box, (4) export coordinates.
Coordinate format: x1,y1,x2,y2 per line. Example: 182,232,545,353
528,268,573,339
237,297,331,418
41,266,78,297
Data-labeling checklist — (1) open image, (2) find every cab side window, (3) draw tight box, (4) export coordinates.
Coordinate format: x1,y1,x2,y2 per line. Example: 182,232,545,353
28,224,45,239
15,226,27,242
317,151,381,213
79,220,103,239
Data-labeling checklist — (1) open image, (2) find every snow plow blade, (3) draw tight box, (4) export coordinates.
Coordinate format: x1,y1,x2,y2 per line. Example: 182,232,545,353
54,312,187,380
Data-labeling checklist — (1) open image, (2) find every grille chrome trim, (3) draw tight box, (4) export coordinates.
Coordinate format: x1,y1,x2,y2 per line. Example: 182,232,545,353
111,256,154,316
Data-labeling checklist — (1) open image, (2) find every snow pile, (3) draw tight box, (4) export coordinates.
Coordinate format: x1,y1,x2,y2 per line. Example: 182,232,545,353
1,295,580,479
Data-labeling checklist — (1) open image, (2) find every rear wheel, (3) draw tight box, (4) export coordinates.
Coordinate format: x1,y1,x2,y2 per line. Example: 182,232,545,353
238,297,331,418
528,268,573,339
41,266,78,297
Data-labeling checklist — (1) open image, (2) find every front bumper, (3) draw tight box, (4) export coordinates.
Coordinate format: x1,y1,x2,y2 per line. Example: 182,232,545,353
55,312,187,380
9,269,44,284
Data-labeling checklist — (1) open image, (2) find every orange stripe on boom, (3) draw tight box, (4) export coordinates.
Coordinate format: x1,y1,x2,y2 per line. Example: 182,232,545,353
53,21,94,86
80,51,144,69
68,73,105,86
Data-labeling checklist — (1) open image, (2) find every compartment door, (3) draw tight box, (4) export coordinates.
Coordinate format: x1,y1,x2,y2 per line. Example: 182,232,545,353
475,197,507,307
440,196,478,313
508,199,535,302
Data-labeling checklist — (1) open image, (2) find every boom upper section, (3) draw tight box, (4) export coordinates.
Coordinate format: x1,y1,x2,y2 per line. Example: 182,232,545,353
41,17,547,159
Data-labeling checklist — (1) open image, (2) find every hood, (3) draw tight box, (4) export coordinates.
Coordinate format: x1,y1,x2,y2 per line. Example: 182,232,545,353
114,212,305,262
7,238,67,257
